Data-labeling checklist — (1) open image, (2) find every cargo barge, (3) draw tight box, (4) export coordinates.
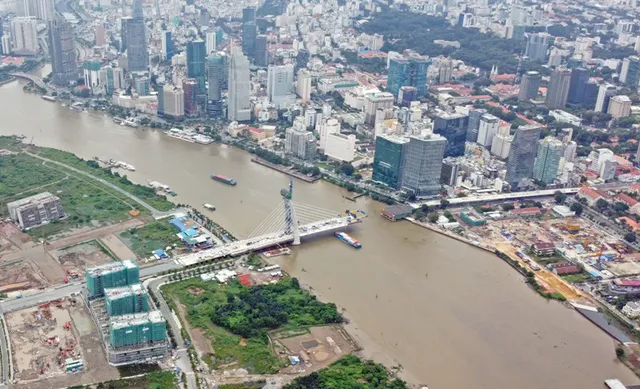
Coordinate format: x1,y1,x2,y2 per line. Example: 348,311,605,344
335,232,361,249
263,247,291,258
211,174,237,186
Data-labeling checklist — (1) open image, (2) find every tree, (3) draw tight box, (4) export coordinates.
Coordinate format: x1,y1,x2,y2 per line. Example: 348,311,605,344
570,202,583,216
616,346,626,359
501,203,515,211
624,233,637,243
427,212,439,223
595,198,609,211
554,191,567,204
413,210,424,220
440,199,450,209
614,202,629,213
337,163,355,176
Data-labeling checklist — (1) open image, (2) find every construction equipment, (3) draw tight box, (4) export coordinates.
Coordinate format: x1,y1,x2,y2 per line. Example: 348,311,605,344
64,322,71,331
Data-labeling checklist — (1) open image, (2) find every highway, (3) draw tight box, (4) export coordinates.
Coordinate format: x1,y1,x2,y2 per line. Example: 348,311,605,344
414,187,580,208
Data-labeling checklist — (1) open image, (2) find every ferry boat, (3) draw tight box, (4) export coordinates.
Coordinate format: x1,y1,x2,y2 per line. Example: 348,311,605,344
263,247,291,258
211,174,237,186
335,232,361,249
203,203,216,211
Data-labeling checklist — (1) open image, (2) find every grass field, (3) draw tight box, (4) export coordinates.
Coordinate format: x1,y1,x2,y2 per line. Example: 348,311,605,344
162,277,341,374
561,273,593,284
71,371,176,389
120,221,182,258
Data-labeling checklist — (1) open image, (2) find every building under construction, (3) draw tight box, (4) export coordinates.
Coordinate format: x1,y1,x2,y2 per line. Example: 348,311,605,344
86,260,140,299
106,311,167,365
105,283,149,316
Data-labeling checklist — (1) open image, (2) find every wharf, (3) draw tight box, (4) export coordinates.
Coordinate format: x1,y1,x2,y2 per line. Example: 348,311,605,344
406,218,494,253
250,157,320,183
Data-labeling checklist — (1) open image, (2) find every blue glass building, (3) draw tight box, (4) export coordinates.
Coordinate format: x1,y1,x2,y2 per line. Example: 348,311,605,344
187,40,206,98
386,50,430,98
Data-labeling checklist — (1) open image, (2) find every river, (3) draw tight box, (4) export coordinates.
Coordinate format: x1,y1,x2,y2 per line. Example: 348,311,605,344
1,75,638,388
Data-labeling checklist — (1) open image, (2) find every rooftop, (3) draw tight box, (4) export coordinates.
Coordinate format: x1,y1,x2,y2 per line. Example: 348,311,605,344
87,260,137,277
110,310,165,329
104,283,146,298
7,192,58,208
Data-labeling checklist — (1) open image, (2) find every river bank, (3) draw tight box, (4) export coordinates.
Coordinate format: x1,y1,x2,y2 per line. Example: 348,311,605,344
250,157,320,183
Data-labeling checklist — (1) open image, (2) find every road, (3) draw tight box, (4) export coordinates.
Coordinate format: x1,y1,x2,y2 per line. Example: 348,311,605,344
572,200,640,251
147,277,197,389
24,151,177,219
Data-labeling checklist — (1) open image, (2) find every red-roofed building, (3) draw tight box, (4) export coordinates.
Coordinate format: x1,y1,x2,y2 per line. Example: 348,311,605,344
532,242,555,256
610,279,640,295
617,217,640,231
510,207,542,217
553,264,581,275
615,193,639,207
578,186,610,206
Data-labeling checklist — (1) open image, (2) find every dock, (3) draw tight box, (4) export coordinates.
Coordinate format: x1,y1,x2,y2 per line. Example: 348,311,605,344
250,157,320,183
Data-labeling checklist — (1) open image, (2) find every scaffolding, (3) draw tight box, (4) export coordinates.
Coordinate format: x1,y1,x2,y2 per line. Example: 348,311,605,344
109,311,166,349
86,260,140,298
104,284,149,316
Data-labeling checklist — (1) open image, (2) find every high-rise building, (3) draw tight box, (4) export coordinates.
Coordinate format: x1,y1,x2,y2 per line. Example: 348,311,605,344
182,78,198,116
318,118,340,150
583,80,599,109
104,284,149,317
505,125,542,189
186,40,206,99
227,47,251,122
296,48,309,70
133,76,150,96
325,133,356,162
85,260,139,299
622,56,640,89
206,54,225,117
636,141,640,167
11,17,38,55
161,84,184,120
545,68,571,109
125,0,148,72
113,67,125,90
285,127,316,161
296,69,312,104
94,23,106,46
161,31,173,61
364,92,394,125
433,112,469,157
564,141,577,163
595,83,616,113
476,113,500,147
518,71,541,101
255,35,268,67
400,134,446,198
23,0,53,20
567,68,589,105
267,64,295,107
48,17,77,86
466,108,487,142
1,35,11,55
438,58,453,84
608,95,632,118
398,86,417,107
440,158,460,187
533,137,564,184
372,134,409,189
242,6,257,58
120,17,131,52
386,50,430,97
524,32,550,62
205,31,216,55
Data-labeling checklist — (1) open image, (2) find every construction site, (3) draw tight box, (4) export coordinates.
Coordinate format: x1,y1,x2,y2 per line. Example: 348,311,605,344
49,240,117,283
7,298,85,382
0,258,48,294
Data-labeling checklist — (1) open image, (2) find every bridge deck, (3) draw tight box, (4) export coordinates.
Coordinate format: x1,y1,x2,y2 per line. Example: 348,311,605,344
179,216,357,266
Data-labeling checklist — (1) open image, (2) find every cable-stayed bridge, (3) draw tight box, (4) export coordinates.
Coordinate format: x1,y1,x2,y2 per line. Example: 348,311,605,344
179,180,365,266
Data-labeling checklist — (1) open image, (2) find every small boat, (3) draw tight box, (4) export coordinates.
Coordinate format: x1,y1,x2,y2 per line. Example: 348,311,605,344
335,232,361,249
211,174,237,186
204,203,216,211
263,247,291,258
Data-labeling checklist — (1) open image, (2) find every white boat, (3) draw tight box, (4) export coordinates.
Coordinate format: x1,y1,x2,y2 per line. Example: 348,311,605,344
194,134,213,144
204,203,216,211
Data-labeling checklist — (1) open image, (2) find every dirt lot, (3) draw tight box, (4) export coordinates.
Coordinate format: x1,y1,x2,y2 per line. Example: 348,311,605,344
0,259,48,293
0,222,32,250
274,326,356,374
100,234,137,261
9,298,120,389
50,240,115,278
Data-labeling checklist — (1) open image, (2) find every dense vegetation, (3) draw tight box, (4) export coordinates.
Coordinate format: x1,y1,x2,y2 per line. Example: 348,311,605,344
162,277,341,373
213,277,342,338
120,221,182,258
68,371,176,389
361,10,524,73
284,355,407,389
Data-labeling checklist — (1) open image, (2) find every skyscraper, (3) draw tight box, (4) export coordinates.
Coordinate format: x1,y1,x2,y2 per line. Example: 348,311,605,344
255,35,268,67
400,134,446,198
622,56,640,89
296,48,309,70
372,134,409,189
433,112,469,157
545,68,571,109
476,113,500,147
505,125,542,189
186,40,206,98
583,80,599,109
48,17,77,86
161,31,173,61
524,32,550,62
363,92,394,125
296,69,312,103
161,84,184,120
182,79,198,116
227,47,251,122
386,50,430,97
518,71,541,101
11,17,38,55
608,95,632,119
533,137,564,184
267,64,295,107
466,108,487,142
125,0,148,72
23,0,53,21
595,83,616,113
567,68,589,105
120,17,131,52
285,127,316,161
242,6,257,58
438,58,453,84
206,54,225,117
205,31,216,55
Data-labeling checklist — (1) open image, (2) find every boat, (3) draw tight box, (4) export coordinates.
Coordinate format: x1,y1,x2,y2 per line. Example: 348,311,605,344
263,247,291,258
41,95,56,102
211,174,237,186
204,203,216,211
148,180,172,192
335,232,361,249
194,134,214,144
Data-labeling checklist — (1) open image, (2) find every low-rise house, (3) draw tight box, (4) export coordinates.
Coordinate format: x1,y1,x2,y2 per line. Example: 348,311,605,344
531,242,555,257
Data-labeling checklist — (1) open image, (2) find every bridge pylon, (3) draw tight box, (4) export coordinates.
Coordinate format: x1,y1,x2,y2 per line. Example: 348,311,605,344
280,178,300,245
